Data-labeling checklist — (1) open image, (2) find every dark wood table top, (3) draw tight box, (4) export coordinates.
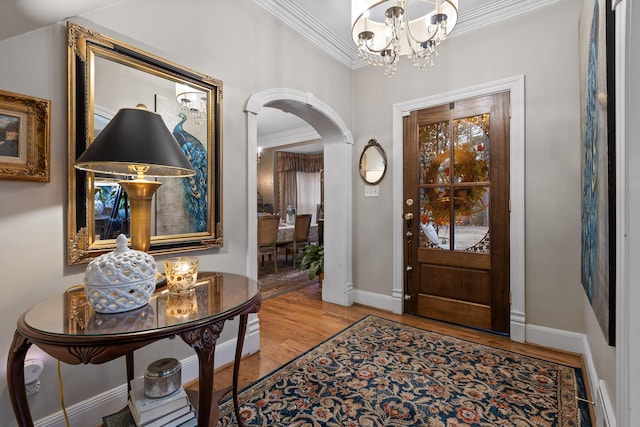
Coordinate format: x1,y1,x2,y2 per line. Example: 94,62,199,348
21,271,258,341
8,271,261,427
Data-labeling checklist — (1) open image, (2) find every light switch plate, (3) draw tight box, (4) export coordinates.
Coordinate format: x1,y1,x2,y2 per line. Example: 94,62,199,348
364,185,379,197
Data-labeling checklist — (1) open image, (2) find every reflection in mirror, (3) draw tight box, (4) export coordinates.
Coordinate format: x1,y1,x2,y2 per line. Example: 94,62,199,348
359,139,387,185
67,23,223,265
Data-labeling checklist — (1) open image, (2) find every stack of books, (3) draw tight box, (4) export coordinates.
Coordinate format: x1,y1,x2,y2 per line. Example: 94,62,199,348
127,377,197,427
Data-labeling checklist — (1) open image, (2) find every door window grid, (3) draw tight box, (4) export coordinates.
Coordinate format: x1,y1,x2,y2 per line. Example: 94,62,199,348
418,114,491,253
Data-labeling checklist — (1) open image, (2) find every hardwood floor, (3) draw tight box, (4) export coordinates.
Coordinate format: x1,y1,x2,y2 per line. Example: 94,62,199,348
187,283,594,421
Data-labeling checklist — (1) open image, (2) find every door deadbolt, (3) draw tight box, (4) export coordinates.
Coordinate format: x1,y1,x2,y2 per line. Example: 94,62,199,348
406,198,414,206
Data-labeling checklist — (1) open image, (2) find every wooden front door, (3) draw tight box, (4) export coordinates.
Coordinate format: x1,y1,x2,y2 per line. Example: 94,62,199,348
403,92,510,334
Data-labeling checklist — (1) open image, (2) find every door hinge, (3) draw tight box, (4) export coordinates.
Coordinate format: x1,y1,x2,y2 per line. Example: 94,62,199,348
508,199,511,213
509,105,512,118
509,291,512,304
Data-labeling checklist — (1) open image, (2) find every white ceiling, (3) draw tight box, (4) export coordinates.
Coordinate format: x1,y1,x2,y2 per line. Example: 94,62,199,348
0,0,558,152
0,0,126,42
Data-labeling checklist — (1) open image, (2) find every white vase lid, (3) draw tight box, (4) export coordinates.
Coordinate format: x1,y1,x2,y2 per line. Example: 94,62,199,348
85,234,157,287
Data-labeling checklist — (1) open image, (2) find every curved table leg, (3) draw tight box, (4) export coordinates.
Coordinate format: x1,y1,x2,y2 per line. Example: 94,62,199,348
7,330,33,427
180,320,225,427
179,315,250,426
233,314,249,427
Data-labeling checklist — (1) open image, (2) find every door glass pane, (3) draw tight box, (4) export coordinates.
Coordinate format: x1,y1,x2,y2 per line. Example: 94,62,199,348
419,187,451,249
453,115,490,184
418,120,451,249
419,121,450,185
453,186,490,252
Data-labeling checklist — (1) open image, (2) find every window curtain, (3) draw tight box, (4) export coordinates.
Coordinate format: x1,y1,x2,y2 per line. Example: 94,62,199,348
279,171,297,217
296,171,321,222
277,152,323,216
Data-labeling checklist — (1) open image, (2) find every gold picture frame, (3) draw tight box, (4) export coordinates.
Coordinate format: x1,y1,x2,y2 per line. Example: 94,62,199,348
0,89,50,182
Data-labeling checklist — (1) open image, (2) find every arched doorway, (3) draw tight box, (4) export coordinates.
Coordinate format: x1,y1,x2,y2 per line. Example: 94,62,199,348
245,89,354,306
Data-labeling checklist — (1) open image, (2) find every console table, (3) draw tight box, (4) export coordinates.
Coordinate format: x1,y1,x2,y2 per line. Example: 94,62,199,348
7,271,261,427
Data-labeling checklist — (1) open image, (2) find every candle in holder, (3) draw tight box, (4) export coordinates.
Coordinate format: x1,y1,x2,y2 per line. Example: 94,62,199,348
164,256,199,293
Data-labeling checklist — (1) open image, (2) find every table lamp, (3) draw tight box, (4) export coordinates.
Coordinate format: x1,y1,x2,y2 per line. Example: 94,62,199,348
75,105,196,251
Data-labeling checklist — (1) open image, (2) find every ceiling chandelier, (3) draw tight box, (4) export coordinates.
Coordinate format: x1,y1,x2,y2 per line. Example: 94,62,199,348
351,0,458,77
175,83,207,125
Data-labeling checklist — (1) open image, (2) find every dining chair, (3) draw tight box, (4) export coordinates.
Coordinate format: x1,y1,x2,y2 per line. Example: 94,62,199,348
258,214,281,273
279,214,312,266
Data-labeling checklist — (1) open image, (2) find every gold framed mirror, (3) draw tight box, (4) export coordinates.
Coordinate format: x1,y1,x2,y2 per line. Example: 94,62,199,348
359,139,387,185
67,23,223,265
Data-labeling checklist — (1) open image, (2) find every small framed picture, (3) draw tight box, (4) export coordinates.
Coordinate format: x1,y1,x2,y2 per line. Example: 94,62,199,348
0,89,50,182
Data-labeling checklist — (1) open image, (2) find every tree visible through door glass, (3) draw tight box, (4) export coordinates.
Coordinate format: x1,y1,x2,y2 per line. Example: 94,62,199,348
418,114,490,252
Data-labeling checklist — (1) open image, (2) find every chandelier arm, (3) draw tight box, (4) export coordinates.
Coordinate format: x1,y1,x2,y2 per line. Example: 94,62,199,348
360,38,395,55
404,2,453,54
401,8,436,51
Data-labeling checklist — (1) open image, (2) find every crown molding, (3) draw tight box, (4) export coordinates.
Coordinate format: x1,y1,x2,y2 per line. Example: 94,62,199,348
253,0,357,68
254,0,561,70
454,0,560,37
258,125,320,148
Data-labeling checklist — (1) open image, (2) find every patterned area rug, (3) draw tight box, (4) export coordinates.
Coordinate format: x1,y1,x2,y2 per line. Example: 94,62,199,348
218,315,591,426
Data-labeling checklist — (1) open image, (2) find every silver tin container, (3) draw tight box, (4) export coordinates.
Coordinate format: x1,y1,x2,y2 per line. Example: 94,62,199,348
144,358,182,398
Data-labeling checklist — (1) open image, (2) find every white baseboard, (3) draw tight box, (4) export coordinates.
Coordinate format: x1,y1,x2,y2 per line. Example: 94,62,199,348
510,309,526,343
352,288,393,311
580,333,601,412
596,380,616,427
525,323,586,353
34,331,260,427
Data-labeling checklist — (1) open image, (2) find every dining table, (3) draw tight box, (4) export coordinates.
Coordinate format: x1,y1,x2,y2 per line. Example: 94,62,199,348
276,222,318,243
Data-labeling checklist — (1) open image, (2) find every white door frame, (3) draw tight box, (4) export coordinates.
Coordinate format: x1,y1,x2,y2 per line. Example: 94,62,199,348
391,75,526,342
245,88,354,306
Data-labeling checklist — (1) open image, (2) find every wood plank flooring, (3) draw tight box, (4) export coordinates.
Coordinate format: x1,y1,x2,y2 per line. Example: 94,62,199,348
186,283,594,422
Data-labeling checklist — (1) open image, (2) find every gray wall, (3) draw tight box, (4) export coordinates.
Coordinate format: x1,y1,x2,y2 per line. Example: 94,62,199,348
0,0,621,423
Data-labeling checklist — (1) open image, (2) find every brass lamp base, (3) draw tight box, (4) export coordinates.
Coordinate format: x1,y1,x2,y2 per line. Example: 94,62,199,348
119,179,162,252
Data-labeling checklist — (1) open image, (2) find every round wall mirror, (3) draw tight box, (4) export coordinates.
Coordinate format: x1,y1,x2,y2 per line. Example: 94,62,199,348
359,139,387,185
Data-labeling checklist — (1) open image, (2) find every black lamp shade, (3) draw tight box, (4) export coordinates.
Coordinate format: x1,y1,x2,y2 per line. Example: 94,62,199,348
75,107,195,177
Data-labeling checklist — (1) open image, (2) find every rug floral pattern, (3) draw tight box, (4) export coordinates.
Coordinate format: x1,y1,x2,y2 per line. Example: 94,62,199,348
218,315,590,426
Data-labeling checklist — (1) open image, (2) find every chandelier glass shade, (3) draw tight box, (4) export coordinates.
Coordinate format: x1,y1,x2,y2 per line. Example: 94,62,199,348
351,0,458,77
175,83,207,125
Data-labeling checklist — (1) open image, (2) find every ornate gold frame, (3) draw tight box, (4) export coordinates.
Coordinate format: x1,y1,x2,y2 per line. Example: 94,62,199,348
0,89,50,182
67,23,223,265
